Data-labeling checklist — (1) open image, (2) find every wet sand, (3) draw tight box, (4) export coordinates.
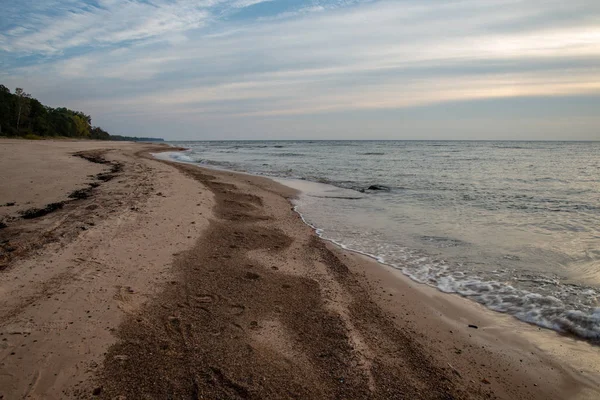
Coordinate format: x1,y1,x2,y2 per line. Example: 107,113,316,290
0,139,598,399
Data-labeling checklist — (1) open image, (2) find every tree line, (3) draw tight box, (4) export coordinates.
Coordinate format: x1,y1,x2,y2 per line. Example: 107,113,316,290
0,85,162,141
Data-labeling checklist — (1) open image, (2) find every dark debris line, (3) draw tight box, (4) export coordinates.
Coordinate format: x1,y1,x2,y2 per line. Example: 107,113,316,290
15,150,123,221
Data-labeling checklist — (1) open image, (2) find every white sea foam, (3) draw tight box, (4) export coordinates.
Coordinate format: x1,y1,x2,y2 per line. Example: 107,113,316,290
151,151,192,163
292,203,600,341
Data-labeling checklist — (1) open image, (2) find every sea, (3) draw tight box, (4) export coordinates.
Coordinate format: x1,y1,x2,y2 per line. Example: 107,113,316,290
161,140,600,342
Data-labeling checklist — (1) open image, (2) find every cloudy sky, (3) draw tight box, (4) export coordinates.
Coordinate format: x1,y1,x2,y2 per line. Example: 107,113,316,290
1,0,599,140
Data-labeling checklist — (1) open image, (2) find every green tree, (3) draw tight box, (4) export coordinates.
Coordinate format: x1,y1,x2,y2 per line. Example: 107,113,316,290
29,99,50,135
49,108,73,136
90,126,110,140
0,83,156,141
0,85,11,135
15,87,31,132
72,114,90,137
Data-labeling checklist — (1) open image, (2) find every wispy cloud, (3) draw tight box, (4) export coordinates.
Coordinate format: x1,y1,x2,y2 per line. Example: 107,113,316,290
1,0,599,139
0,0,276,54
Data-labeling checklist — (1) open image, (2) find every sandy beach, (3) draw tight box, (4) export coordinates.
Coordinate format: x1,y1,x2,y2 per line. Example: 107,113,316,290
0,139,599,400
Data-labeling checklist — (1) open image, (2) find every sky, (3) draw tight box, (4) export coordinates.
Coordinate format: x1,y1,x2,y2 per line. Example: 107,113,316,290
0,0,599,140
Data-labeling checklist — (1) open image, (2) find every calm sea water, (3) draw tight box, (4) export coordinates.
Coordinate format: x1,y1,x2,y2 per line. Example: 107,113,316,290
163,140,600,341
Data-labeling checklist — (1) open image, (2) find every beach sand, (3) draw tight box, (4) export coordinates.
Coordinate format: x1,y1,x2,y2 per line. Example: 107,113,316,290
0,139,598,399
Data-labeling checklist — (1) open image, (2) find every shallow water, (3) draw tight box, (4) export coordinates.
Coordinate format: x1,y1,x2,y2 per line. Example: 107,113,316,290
165,140,600,341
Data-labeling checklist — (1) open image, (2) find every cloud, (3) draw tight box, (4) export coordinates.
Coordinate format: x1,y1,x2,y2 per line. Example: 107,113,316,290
1,0,599,139
0,0,276,54
81,67,598,120
231,0,274,8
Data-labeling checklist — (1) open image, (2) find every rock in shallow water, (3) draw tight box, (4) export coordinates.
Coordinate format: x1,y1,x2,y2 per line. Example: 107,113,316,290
366,185,391,191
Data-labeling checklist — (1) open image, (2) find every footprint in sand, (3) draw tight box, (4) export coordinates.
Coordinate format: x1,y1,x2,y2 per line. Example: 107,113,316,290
192,294,216,305
228,304,246,315
113,286,136,313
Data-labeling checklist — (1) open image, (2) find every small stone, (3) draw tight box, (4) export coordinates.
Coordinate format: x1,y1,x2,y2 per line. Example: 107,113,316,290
92,386,103,396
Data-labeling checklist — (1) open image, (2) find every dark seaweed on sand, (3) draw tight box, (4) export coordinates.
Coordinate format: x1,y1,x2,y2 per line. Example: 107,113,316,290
69,187,93,200
20,202,65,219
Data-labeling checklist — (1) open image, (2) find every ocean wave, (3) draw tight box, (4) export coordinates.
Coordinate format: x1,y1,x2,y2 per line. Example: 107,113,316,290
293,203,600,343
407,256,600,342
225,145,269,149
170,153,197,163
307,195,364,200
403,261,600,342
414,267,600,341
420,236,468,248
272,152,304,157
168,152,239,170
